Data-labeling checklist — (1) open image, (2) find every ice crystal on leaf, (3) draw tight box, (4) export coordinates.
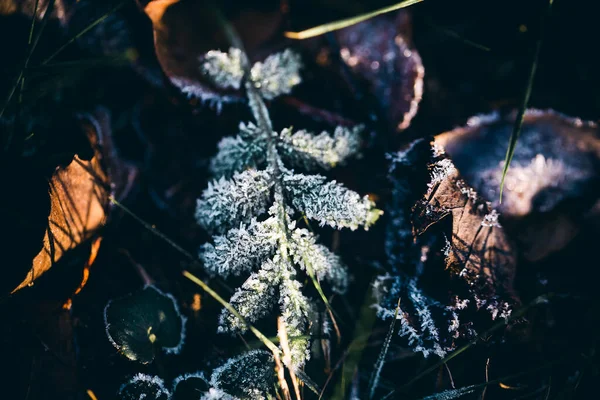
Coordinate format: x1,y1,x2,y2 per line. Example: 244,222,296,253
278,125,362,170
202,48,244,90
196,46,380,367
250,49,302,99
196,169,273,234
283,173,381,231
201,48,301,100
209,350,275,400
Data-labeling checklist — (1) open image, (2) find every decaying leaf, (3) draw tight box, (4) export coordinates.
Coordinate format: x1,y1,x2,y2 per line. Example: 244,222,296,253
434,109,600,261
10,115,109,293
413,152,517,308
375,137,518,357
4,108,137,295
334,10,424,132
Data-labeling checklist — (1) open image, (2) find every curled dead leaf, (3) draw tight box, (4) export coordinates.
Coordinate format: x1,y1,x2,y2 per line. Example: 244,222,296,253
11,118,109,293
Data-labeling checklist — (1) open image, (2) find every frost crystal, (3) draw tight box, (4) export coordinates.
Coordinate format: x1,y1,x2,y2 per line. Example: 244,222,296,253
290,228,348,293
196,45,380,368
209,350,275,400
278,125,362,170
199,218,279,278
219,259,281,332
196,169,272,234
283,173,381,230
250,49,302,99
201,48,302,100
209,123,268,177
202,48,244,90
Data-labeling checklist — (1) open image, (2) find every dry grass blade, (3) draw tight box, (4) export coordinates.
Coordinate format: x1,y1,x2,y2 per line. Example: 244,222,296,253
278,317,302,400
499,0,554,202
284,0,424,40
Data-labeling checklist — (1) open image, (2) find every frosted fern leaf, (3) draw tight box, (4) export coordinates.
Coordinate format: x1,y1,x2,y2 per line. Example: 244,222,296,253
279,266,313,365
199,217,279,278
196,169,273,234
209,123,268,177
202,48,244,90
283,173,381,230
201,48,301,100
209,350,275,400
278,125,362,170
290,228,348,293
219,259,281,332
250,49,302,99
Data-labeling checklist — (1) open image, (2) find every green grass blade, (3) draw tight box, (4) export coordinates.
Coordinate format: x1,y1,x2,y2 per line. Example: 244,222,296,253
499,0,554,202
42,0,128,65
368,297,401,399
285,0,424,39
331,285,378,400
1,0,56,119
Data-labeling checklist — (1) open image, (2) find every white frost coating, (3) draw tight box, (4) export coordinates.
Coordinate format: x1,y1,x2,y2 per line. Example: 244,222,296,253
421,385,477,400
118,373,171,400
196,169,273,234
250,49,302,99
278,125,362,170
202,48,244,90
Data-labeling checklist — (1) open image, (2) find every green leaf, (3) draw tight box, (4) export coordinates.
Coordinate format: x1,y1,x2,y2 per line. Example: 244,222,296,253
210,350,275,399
118,374,171,400
104,285,186,364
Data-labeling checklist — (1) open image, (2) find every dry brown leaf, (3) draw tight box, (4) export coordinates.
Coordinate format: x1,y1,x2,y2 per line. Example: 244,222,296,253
412,152,518,310
12,121,109,293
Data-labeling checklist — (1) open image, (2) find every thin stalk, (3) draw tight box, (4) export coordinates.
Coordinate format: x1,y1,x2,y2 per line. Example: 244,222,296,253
368,297,401,399
1,0,56,120
499,0,554,202
41,0,128,65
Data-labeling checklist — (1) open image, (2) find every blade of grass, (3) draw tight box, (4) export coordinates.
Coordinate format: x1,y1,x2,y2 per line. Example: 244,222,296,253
423,17,490,52
331,285,378,400
41,0,128,65
1,0,56,120
368,297,401,399
183,270,280,355
499,0,554,202
284,0,424,40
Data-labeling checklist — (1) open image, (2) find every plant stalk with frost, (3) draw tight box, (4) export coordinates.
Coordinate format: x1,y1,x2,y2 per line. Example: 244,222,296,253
196,45,381,367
